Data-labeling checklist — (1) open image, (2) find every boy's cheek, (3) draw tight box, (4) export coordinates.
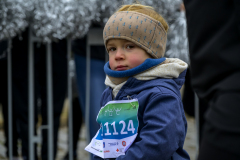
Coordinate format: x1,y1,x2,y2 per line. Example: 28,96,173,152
109,60,114,70
129,57,144,67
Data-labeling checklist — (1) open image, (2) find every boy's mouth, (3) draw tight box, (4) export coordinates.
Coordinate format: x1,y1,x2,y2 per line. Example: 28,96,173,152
116,65,127,71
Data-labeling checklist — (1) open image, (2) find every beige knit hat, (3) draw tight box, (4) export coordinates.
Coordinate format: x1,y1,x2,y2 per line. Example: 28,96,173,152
103,11,167,59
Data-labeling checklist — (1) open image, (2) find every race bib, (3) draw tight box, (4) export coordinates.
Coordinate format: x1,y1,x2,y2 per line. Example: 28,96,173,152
85,99,139,159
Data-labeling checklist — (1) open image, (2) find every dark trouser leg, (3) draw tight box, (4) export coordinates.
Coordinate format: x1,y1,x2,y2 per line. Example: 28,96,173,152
1,94,19,157
12,28,38,160
63,97,82,160
72,97,82,155
0,60,19,157
198,92,240,160
12,58,38,160
198,123,240,160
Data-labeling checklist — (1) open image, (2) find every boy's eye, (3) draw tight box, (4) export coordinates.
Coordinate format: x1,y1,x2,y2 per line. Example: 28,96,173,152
126,45,134,49
108,47,116,52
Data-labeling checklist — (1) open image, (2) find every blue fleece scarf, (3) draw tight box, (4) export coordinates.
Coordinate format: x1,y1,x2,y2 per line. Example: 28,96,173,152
104,58,166,78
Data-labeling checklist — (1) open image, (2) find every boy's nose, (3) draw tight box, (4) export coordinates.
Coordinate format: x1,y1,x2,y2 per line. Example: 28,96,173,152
115,48,125,60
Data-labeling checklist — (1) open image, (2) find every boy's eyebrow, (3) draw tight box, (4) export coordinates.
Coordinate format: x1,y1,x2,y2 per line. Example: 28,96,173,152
107,39,131,46
106,43,115,47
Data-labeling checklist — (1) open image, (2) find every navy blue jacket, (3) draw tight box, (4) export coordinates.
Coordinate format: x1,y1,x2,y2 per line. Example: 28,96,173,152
93,69,190,160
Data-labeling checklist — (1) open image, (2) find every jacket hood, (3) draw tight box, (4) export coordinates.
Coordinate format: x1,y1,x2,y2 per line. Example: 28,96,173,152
134,58,187,81
124,69,187,97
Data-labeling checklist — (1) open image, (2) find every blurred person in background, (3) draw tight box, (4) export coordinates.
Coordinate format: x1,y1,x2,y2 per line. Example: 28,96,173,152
183,0,240,159
177,3,209,144
11,28,67,160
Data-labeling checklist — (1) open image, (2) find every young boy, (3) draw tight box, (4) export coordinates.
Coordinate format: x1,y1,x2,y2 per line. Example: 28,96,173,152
85,3,190,160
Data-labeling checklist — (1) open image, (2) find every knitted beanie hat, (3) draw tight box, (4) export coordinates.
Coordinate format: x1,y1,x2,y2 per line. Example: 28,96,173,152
103,11,167,59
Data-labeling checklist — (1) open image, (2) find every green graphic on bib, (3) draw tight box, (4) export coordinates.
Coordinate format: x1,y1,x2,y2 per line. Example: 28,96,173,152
85,99,139,159
95,99,139,140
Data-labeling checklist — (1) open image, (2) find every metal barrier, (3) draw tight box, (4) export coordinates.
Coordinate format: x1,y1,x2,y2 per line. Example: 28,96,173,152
7,38,13,160
67,38,74,160
5,28,104,160
194,93,199,158
27,26,54,160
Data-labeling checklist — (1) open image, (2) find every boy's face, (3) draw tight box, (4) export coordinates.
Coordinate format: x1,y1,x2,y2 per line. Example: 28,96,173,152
107,39,152,71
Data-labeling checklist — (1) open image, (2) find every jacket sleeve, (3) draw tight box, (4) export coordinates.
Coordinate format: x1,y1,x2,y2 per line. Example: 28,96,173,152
93,155,116,160
116,91,186,160
93,155,104,160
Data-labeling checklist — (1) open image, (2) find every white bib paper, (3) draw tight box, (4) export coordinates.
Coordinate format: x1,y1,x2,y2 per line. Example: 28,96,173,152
85,99,139,159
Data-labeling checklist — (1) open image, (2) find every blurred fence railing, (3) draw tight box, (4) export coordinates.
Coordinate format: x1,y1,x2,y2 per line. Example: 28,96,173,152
5,28,105,160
